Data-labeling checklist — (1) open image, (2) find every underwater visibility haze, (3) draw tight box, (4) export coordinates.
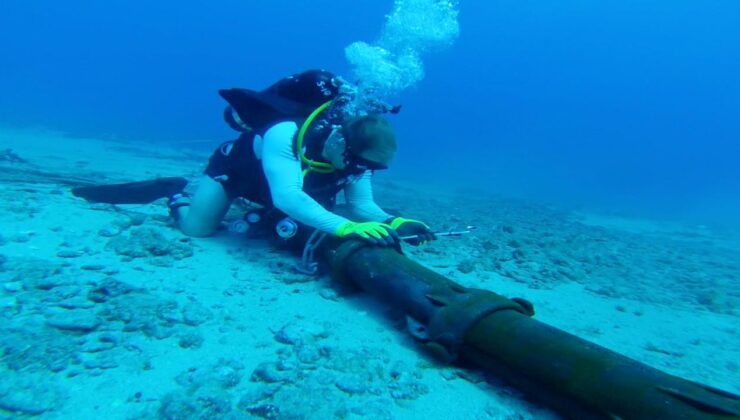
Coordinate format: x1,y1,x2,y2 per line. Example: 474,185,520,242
2,0,739,227
0,1,739,419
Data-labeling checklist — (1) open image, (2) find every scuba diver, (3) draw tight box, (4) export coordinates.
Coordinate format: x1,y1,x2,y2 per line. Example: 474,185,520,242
73,70,436,248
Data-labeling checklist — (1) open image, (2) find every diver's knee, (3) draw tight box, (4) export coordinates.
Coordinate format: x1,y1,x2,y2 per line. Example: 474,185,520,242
178,216,216,238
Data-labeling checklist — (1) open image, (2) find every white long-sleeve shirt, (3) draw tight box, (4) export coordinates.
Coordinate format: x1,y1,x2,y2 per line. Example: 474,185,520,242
258,121,391,234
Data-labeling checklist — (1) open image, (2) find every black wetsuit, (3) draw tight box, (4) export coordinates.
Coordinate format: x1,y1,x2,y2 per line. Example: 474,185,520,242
204,123,354,211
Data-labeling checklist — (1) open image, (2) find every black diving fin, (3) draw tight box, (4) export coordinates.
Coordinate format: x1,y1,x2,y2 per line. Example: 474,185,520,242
71,177,188,205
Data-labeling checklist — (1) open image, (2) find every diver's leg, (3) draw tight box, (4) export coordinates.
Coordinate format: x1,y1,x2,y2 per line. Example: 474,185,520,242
176,176,231,237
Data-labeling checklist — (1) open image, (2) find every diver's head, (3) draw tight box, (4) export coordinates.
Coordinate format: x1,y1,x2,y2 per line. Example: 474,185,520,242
323,115,397,173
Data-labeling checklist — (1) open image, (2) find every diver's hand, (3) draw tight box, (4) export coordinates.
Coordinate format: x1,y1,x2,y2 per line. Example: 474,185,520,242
387,217,436,246
335,221,398,246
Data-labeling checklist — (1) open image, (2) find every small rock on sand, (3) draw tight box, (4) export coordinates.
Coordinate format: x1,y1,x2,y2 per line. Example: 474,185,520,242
45,309,101,332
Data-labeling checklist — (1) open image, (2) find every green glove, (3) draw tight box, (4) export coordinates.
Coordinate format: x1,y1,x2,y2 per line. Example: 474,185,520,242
336,221,398,246
388,217,436,246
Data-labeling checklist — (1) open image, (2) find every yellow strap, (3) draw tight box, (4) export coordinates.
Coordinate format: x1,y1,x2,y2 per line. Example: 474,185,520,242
296,100,335,175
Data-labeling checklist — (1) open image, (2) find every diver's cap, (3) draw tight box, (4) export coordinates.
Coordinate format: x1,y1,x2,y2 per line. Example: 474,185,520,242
343,115,397,166
219,69,340,132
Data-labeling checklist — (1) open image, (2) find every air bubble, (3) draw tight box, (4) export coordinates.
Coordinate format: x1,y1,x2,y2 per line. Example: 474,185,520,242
345,0,460,99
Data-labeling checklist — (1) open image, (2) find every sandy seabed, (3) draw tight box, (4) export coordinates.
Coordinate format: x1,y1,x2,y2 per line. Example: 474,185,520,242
0,127,738,419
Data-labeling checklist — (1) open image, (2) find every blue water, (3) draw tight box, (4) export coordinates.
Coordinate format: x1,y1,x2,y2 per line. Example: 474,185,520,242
1,0,739,227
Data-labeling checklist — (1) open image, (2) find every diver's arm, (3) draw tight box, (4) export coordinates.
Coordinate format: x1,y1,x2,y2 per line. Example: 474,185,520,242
261,122,350,234
344,171,392,222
